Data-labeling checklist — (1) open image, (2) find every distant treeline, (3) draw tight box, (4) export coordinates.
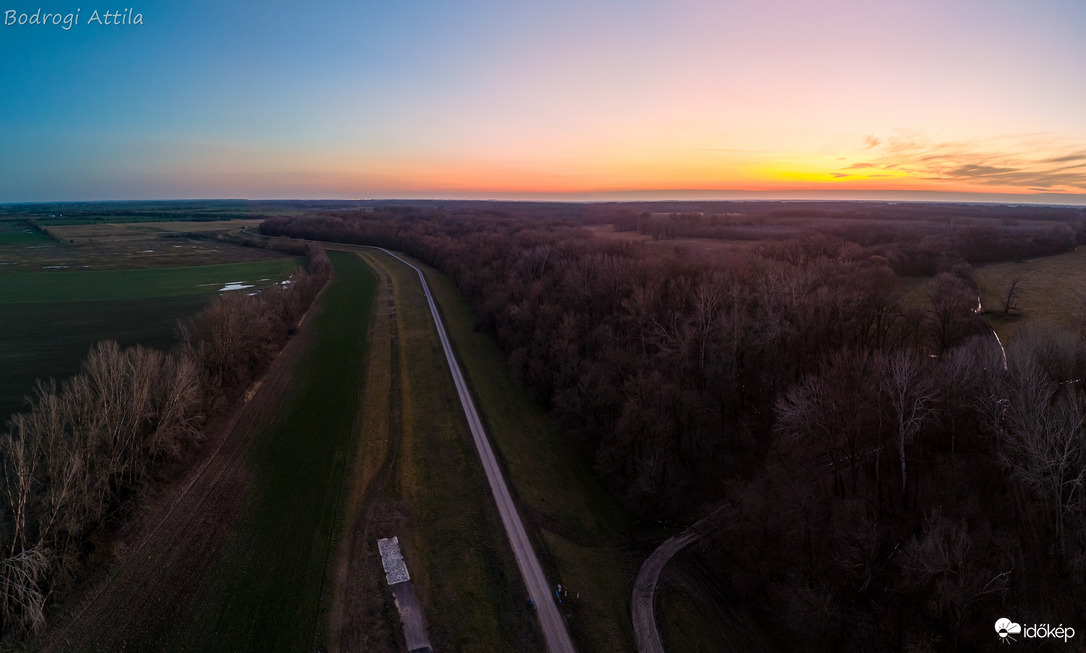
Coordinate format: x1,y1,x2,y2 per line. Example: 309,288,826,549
261,207,1086,651
592,205,1084,275
0,247,330,642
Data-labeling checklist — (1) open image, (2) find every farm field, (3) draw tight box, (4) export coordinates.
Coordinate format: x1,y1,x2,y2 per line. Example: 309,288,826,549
168,251,375,652
0,219,53,246
43,251,377,653
974,246,1086,344
0,258,299,422
0,259,298,303
46,219,264,242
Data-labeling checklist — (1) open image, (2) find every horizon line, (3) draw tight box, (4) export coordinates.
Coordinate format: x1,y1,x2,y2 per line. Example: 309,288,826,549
3,188,1086,208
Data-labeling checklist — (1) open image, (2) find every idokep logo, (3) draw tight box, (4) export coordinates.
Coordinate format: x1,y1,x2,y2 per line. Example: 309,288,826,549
995,618,1075,644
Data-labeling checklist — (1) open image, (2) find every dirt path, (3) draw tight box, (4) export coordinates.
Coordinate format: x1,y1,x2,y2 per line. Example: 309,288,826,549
631,506,732,653
41,280,328,652
632,532,698,653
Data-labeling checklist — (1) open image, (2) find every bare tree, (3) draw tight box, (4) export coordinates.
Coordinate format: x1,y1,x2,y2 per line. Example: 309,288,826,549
900,509,1011,648
927,274,977,356
1000,276,1025,317
776,351,879,496
880,351,936,504
0,546,49,636
1002,350,1086,554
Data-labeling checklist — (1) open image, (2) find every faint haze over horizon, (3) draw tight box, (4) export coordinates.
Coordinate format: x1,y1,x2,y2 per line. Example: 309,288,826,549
2,0,1085,204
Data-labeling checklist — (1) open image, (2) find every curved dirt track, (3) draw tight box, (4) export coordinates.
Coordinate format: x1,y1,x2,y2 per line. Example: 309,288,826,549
375,248,577,653
631,505,735,653
631,531,697,653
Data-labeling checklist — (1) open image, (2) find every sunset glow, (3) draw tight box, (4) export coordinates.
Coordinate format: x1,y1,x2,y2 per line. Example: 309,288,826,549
2,0,1085,203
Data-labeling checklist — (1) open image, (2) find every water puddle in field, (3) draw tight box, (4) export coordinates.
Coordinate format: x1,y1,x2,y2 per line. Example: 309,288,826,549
219,282,254,292
42,265,69,269
138,249,154,253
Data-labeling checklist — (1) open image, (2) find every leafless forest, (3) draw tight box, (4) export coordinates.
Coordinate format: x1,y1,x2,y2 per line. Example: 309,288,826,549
262,202,1086,651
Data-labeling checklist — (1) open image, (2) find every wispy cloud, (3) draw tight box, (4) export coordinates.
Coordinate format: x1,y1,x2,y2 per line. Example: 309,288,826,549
840,134,1086,192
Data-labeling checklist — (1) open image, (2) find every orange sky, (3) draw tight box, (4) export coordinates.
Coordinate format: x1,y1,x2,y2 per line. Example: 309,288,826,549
3,0,1085,203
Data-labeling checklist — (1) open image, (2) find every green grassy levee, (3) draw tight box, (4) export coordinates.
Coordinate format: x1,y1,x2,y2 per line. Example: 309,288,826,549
404,254,638,653
359,248,544,652
165,251,376,652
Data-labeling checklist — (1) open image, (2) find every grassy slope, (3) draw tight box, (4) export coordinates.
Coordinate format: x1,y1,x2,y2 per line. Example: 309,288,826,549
402,254,638,653
359,249,543,652
0,259,298,303
974,246,1086,344
163,251,376,652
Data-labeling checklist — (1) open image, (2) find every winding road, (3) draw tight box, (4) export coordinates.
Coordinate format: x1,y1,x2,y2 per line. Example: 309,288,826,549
375,248,577,653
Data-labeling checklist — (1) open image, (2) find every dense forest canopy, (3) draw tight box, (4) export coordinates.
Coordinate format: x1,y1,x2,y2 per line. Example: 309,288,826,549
261,203,1086,651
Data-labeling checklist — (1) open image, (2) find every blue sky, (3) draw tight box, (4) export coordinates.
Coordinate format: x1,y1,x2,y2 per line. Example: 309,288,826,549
2,0,1085,202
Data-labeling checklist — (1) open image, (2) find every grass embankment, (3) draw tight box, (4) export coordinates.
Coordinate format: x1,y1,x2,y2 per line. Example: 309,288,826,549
0,259,299,421
974,246,1086,344
163,251,375,652
401,253,638,653
339,248,542,652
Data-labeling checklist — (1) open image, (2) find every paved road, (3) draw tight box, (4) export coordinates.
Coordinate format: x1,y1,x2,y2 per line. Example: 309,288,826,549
376,248,577,653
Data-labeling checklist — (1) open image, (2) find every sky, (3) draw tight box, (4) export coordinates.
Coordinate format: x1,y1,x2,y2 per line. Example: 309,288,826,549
1,0,1085,203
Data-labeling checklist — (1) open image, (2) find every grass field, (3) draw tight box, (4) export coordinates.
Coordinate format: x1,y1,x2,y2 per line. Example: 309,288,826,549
47,219,264,242
0,259,299,303
974,246,1086,344
0,296,209,421
0,219,53,246
164,251,376,652
0,259,299,422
